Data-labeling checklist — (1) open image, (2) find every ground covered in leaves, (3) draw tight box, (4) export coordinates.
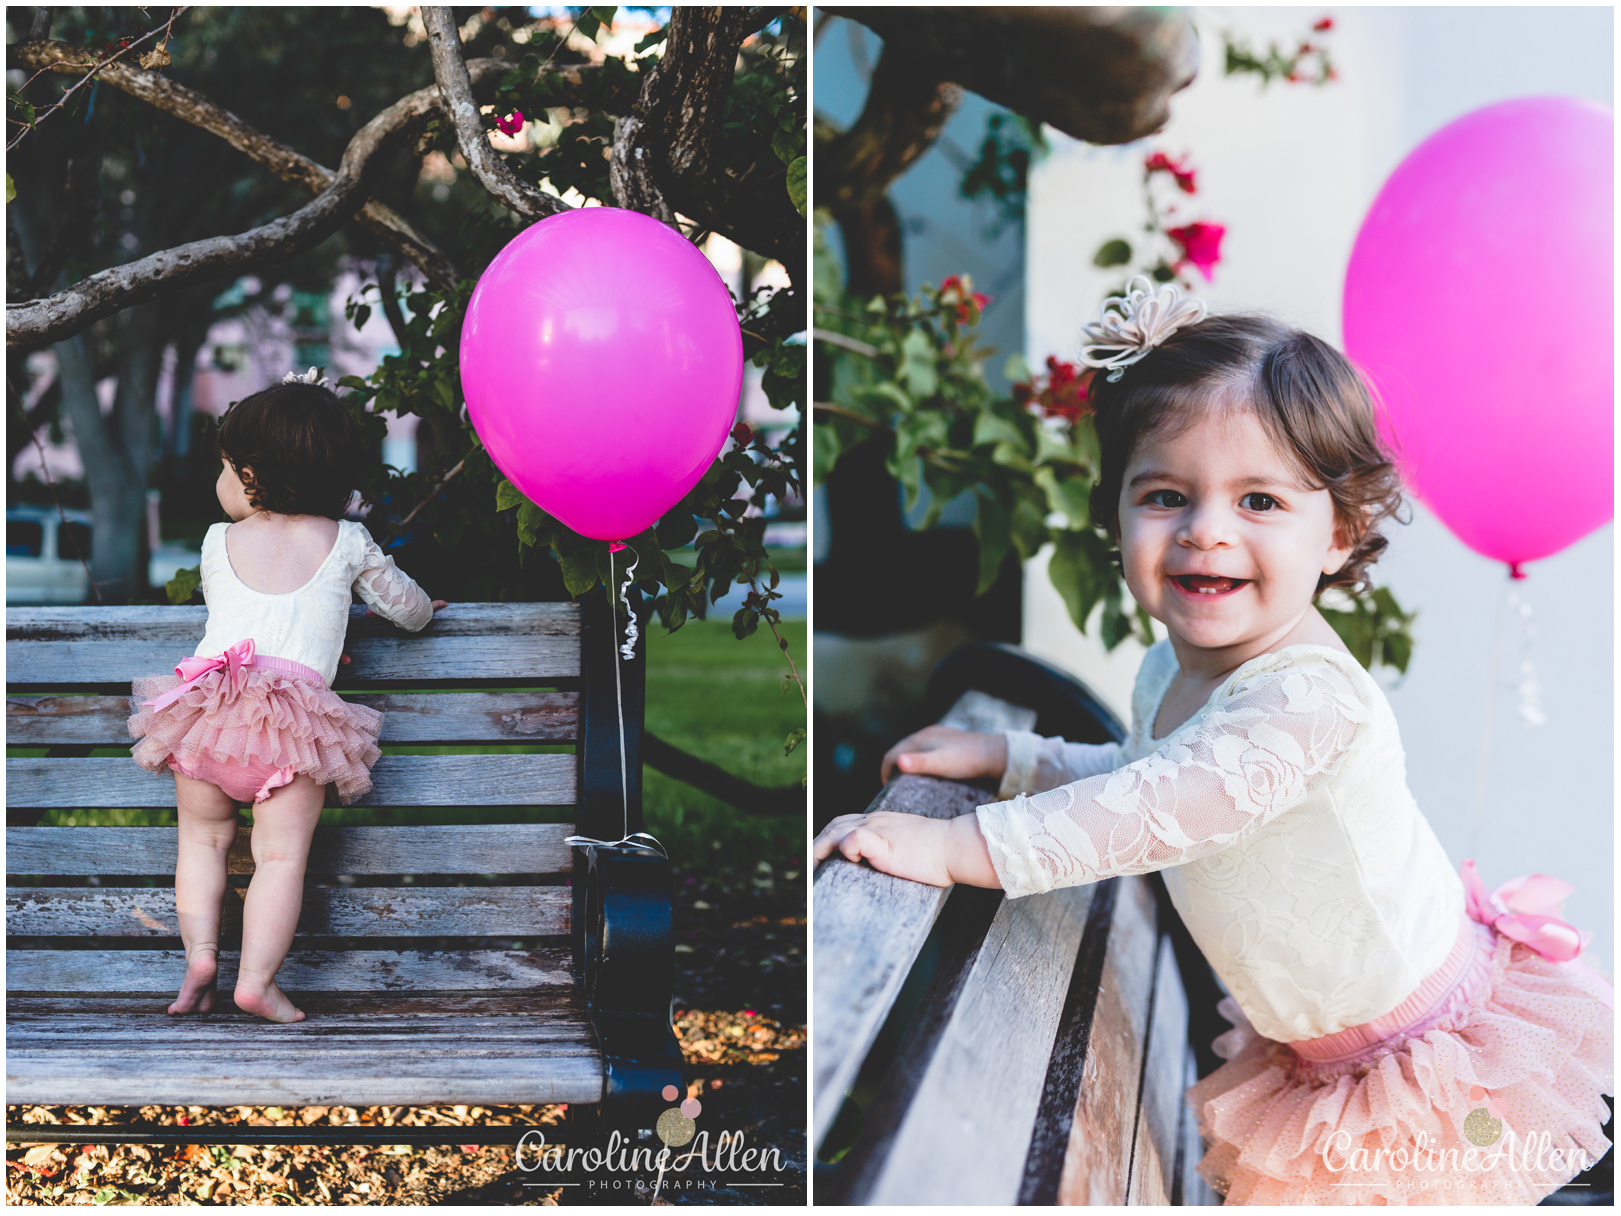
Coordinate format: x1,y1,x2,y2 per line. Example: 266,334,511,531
6,857,806,1207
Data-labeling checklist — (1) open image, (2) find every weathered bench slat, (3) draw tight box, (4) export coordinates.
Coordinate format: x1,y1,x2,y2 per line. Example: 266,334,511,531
811,691,1037,1150
6,691,578,747
6,992,581,1017
6,947,573,993
7,1003,605,1107
6,753,577,808
843,884,1097,1205
8,885,569,938
1127,931,1192,1204
1057,874,1160,1204
8,824,574,876
6,604,581,688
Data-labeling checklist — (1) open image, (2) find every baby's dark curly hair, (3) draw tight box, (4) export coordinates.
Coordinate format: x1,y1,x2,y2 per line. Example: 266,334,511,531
1087,314,1406,595
217,382,361,520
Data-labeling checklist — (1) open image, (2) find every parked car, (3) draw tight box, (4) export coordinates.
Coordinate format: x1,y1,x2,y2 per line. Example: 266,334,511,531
7,505,92,604
7,505,201,604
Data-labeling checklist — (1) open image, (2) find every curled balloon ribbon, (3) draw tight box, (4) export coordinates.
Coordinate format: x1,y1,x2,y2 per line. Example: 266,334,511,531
1461,859,1591,962
143,638,257,712
563,831,668,857
609,542,640,661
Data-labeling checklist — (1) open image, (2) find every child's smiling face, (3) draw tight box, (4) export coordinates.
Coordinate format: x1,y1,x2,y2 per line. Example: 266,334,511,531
1117,403,1354,665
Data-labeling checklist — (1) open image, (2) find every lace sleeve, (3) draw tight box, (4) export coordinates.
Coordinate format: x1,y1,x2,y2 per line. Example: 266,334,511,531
352,530,435,633
999,732,1126,799
978,655,1369,898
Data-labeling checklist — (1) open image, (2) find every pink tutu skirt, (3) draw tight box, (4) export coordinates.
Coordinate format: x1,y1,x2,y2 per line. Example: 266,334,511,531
1187,883,1614,1205
129,651,381,806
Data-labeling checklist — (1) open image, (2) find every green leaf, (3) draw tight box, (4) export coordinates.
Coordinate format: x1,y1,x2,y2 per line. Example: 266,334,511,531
771,126,802,168
4,174,14,204
972,411,1024,449
337,374,369,391
899,328,937,400
515,500,548,550
1047,529,1113,634
812,420,844,487
972,492,1013,596
785,155,807,217
495,478,527,513
1002,352,1031,384
351,303,371,332
1093,238,1133,268
732,606,760,640
561,550,599,597
165,565,202,606
1033,466,1091,528
783,726,806,756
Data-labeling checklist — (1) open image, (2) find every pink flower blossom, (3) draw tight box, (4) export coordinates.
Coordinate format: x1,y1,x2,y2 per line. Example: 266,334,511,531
1166,222,1227,281
495,110,525,136
731,421,754,446
1312,16,1334,32
1145,150,1198,194
939,275,990,325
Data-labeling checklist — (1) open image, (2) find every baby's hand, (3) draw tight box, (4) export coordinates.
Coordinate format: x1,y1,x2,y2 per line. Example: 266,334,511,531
880,726,1009,785
813,811,1000,888
430,600,449,611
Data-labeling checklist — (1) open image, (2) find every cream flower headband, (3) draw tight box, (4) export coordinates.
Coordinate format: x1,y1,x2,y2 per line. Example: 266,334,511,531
282,367,333,389
1078,274,1208,381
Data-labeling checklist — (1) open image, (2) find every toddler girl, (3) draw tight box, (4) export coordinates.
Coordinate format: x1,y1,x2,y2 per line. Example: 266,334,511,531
129,372,445,1024
814,280,1613,1204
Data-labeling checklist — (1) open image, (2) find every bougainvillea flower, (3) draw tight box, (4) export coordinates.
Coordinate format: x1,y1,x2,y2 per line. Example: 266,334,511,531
1144,151,1198,194
495,110,525,136
939,275,991,325
731,421,754,446
1312,16,1334,31
1015,357,1095,423
1167,222,1227,281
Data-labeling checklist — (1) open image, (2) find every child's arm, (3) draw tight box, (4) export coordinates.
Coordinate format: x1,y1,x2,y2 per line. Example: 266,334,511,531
880,725,1125,798
354,532,436,632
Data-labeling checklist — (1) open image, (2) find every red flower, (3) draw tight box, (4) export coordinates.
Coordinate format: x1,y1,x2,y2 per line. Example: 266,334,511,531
1166,222,1226,281
1016,357,1095,424
731,421,754,446
1144,150,1197,194
1312,16,1334,31
495,110,525,136
939,275,990,325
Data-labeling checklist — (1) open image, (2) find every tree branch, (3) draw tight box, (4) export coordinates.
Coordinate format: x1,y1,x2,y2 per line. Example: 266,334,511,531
815,43,960,214
421,5,567,223
12,39,487,290
613,7,802,273
6,72,442,348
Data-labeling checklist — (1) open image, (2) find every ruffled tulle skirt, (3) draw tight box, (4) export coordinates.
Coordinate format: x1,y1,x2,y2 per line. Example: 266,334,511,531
1187,913,1614,1205
129,660,381,806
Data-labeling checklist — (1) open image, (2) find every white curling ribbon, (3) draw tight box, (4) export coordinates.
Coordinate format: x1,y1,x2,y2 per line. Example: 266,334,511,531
1078,274,1208,381
617,548,640,660
564,831,668,857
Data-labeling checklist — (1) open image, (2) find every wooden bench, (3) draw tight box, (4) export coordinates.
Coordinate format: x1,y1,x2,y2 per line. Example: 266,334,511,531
813,643,1223,1204
6,594,682,1145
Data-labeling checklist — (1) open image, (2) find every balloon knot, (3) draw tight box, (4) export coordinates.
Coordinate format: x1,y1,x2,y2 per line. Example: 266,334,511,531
609,541,627,553
1509,562,1527,580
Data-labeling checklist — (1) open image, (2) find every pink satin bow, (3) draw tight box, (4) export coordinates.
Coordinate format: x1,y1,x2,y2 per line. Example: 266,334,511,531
143,638,256,713
1461,858,1590,962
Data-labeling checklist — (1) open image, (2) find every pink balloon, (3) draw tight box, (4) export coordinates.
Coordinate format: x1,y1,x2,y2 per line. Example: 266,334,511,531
461,207,743,541
1344,97,1613,572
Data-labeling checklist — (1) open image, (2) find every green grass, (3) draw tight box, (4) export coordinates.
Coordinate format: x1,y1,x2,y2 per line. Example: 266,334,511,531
642,617,807,875
21,619,808,877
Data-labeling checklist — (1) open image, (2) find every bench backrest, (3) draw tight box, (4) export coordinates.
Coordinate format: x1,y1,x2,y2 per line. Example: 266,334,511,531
7,597,643,997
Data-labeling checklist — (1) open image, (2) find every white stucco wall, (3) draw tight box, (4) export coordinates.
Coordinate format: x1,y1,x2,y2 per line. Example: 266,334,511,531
1023,7,1614,968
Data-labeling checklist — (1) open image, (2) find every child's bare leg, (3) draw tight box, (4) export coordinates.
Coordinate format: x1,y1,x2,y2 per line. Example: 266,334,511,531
234,775,324,1024
170,772,240,1015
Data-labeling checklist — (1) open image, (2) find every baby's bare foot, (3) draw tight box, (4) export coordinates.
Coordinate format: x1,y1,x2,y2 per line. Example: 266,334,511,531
233,976,306,1024
167,948,218,1015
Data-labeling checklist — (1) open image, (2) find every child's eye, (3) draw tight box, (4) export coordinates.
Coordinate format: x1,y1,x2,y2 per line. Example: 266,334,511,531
1241,492,1278,512
1145,489,1187,508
